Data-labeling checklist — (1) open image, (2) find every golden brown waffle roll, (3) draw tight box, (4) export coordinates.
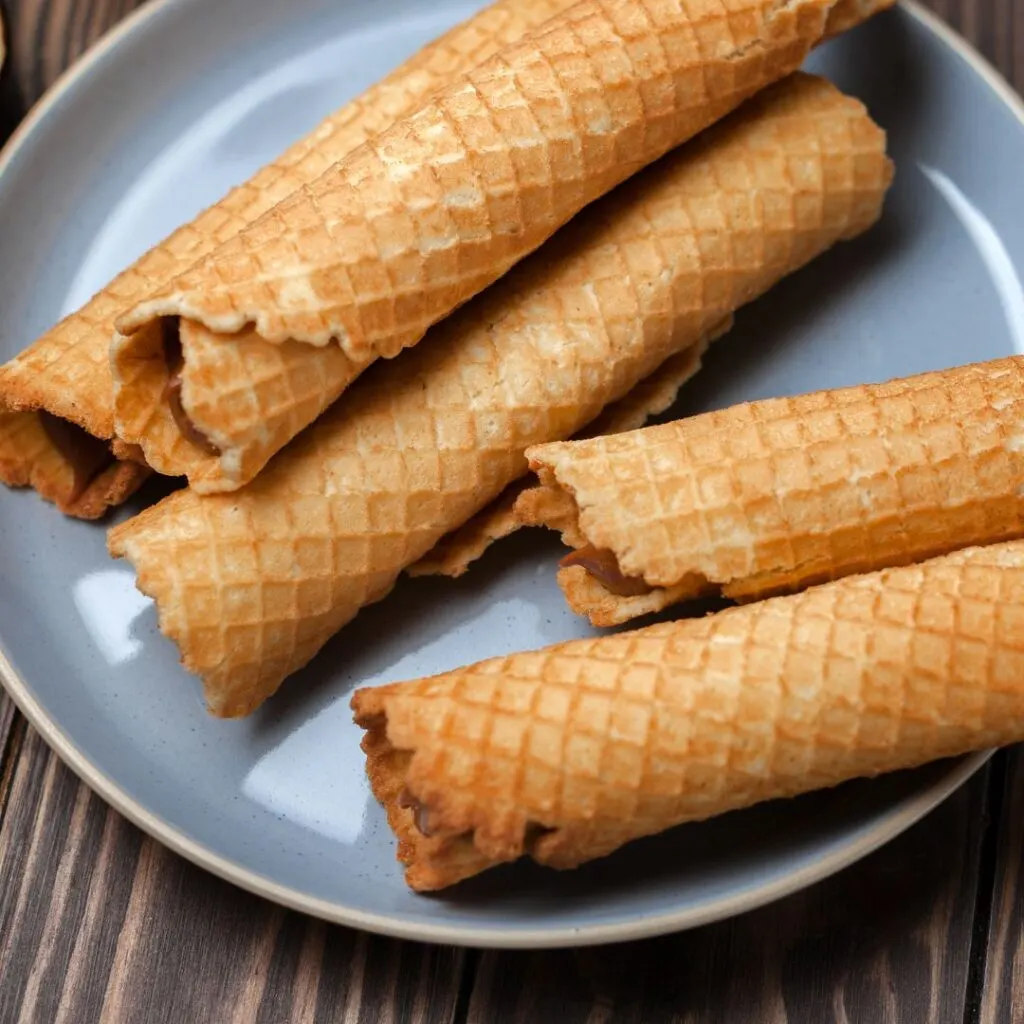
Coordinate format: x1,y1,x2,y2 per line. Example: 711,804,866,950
110,0,862,494
108,74,890,717
519,356,1024,626
354,541,1024,891
0,0,579,515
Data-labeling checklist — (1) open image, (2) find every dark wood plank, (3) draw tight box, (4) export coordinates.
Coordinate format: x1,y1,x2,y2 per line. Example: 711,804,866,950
0,0,149,110
0,691,20,820
467,766,991,1024
917,0,1022,93
0,727,466,1024
0,691,15,753
975,751,1024,1023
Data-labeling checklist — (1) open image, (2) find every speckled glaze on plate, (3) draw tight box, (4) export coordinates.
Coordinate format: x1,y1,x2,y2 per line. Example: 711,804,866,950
0,0,1020,948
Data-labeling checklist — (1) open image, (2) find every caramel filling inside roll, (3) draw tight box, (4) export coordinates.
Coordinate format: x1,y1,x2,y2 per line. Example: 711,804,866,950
398,787,436,838
161,319,221,457
559,545,654,597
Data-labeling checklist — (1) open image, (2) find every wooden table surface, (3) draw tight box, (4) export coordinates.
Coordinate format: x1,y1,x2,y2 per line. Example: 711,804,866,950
1,1,1023,1021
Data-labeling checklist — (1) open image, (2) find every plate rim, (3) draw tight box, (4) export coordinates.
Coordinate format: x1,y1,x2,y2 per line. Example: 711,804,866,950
0,0,1015,949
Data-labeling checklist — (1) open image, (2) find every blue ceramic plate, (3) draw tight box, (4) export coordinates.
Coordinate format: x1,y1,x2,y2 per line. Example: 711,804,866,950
0,0,1019,947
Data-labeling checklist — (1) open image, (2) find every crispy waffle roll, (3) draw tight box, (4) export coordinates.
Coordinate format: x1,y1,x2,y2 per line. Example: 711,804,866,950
0,0,578,515
110,0,851,494
108,74,890,717
354,541,1024,891
520,357,1024,625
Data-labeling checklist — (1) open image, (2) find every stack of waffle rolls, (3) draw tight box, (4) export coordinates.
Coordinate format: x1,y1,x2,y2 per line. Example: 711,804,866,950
518,356,1024,625
107,0,879,494
0,0,578,517
108,72,891,717
0,0,892,515
353,541,1024,891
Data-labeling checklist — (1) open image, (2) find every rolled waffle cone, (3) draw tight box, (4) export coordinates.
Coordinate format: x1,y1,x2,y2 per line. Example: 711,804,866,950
519,356,1024,626
110,0,847,494
354,541,1024,891
0,0,578,515
108,73,890,717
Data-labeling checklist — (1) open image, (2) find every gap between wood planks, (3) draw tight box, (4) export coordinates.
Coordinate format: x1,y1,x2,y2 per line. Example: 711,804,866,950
961,752,1008,1024
0,695,24,829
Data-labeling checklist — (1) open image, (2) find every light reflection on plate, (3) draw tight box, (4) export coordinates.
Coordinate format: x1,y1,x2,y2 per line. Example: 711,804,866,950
72,568,152,666
920,163,1024,352
243,698,370,845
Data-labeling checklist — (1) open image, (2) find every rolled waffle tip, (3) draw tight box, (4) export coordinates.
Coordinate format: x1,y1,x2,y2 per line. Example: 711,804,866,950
0,411,148,519
408,326,721,579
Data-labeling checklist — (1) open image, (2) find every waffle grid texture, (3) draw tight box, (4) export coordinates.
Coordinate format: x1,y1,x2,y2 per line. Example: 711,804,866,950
354,541,1024,891
408,327,720,578
108,73,889,717
0,0,576,507
521,356,1024,625
110,0,842,494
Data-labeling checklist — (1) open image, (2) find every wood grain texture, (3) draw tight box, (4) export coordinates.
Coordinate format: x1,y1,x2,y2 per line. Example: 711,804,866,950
0,0,145,108
0,727,466,1024
0,691,19,822
466,768,991,1024
977,751,1024,1024
0,1,1022,1023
